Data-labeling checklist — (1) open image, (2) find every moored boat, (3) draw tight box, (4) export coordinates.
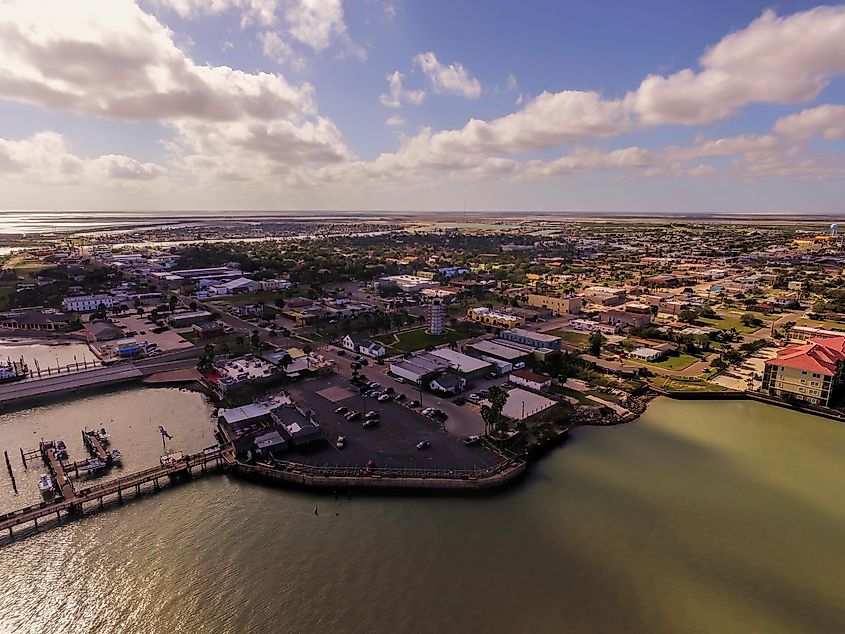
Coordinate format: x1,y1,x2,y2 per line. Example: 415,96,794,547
110,449,123,465
160,450,185,467
38,474,54,497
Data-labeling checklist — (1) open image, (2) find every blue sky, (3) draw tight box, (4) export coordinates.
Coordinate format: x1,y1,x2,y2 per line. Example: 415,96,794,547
0,0,844,213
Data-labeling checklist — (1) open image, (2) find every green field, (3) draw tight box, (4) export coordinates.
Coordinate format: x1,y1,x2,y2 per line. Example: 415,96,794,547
698,312,770,334
633,353,702,371
375,327,467,353
548,329,589,347
796,318,845,330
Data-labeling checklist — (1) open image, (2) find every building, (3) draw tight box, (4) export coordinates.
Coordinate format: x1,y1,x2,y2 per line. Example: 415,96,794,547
428,348,492,379
169,310,214,328
218,404,272,429
208,355,281,393
789,325,845,341
583,286,627,306
192,321,225,338
570,319,619,335
62,294,116,312
428,299,445,335
341,334,386,358
762,336,845,406
429,373,466,395
379,275,440,293
260,279,293,291
0,309,78,332
527,294,582,315
209,277,261,295
389,353,450,384
498,387,556,421
509,370,552,392
499,328,561,351
84,320,124,341
630,347,665,362
465,339,531,364
466,307,525,329
270,403,324,448
601,305,652,328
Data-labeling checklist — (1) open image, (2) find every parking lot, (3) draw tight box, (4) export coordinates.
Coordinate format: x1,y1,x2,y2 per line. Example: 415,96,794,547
286,374,500,471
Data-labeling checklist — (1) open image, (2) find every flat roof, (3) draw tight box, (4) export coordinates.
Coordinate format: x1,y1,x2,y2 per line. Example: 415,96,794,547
506,328,560,343
428,348,491,373
220,404,270,424
501,388,556,420
467,340,528,361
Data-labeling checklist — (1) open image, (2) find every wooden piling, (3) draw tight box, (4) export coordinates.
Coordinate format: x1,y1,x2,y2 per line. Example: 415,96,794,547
4,451,17,494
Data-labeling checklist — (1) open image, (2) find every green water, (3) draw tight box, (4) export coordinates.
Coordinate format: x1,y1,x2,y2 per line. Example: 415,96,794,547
1,394,844,633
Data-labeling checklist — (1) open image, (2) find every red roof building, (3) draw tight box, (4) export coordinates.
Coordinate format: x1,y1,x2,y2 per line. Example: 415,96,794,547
762,336,845,406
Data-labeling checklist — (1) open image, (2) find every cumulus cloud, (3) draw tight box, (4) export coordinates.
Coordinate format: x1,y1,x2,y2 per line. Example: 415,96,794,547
379,71,425,108
284,0,364,58
259,30,307,70
150,0,278,26
773,104,845,141
385,116,405,127
0,0,351,183
627,6,845,125
412,52,482,99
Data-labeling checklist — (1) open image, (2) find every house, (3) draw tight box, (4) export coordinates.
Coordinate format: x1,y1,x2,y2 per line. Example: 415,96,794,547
583,286,626,306
341,334,386,358
509,370,552,391
428,348,493,379
390,353,450,384
270,404,324,448
429,373,466,395
260,279,293,291
0,309,78,332
761,336,845,406
209,277,261,295
630,347,665,362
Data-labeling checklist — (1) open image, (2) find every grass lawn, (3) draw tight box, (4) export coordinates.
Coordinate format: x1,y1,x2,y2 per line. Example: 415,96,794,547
648,377,731,392
556,386,594,404
548,329,589,347
796,317,845,330
375,327,467,353
633,353,702,371
0,281,15,311
698,312,768,334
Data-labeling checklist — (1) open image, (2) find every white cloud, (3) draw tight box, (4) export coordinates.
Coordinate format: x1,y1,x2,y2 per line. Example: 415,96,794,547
379,71,425,108
773,104,845,141
627,6,845,125
284,0,364,58
259,30,307,70
0,0,350,184
506,73,518,92
150,0,279,26
385,116,405,127
412,51,482,99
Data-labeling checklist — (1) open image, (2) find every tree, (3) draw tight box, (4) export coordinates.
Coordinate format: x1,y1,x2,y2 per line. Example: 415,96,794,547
740,313,763,329
169,295,178,312
250,329,261,353
589,331,604,356
274,297,285,310
480,385,508,437
189,301,198,311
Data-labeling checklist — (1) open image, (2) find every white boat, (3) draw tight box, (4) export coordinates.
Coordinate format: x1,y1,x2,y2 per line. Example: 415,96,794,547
96,427,110,445
79,458,108,474
38,474,54,497
110,449,123,464
54,440,69,461
160,450,185,467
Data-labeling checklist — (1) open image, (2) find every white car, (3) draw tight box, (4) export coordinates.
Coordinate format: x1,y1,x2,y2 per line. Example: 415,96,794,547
468,393,481,402
336,435,346,448
421,407,435,416
395,377,406,384
377,393,392,402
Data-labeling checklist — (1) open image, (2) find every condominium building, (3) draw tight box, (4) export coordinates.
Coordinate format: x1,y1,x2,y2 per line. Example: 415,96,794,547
762,336,845,406
428,299,445,334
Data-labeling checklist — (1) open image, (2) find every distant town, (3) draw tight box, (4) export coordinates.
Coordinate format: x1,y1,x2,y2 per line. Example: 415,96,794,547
1,215,844,537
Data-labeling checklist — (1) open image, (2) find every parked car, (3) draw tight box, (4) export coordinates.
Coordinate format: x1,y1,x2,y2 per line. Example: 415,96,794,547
337,349,346,356
421,407,435,416
463,435,481,446
368,382,380,390
395,377,406,384
486,372,499,380
384,386,395,394
365,411,379,419
336,435,346,448
377,393,392,402
453,397,466,406
345,410,361,421
334,406,349,415
468,393,481,402
395,393,407,402
360,359,369,366
362,418,378,429
416,440,431,450
408,400,421,408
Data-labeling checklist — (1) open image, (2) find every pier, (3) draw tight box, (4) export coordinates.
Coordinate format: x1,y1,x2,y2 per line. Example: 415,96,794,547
0,447,228,541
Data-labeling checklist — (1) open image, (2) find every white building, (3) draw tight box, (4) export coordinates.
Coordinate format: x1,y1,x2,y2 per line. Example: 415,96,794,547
341,334,386,358
260,279,293,291
62,294,117,312
630,347,664,362
509,370,553,392
379,275,440,293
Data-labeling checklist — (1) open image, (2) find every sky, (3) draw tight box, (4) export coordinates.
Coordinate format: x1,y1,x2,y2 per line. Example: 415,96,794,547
1,0,845,214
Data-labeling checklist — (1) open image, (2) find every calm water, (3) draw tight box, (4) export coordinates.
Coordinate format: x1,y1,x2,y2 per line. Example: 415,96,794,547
0,339,97,374
0,395,844,634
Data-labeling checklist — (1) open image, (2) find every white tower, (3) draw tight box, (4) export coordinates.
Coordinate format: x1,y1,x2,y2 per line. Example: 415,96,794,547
831,223,839,237
428,299,445,335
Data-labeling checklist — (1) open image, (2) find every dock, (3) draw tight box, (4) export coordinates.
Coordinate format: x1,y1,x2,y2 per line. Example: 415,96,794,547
0,447,228,541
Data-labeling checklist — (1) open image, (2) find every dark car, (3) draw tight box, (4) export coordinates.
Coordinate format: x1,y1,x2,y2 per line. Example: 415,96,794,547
362,418,378,429
365,411,379,419
453,397,466,406
408,400,421,408
337,349,346,356
345,410,361,421
334,406,349,415
395,393,406,402
384,386,395,394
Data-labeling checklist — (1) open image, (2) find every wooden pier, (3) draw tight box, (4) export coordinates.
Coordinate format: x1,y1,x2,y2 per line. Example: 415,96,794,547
0,447,229,542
